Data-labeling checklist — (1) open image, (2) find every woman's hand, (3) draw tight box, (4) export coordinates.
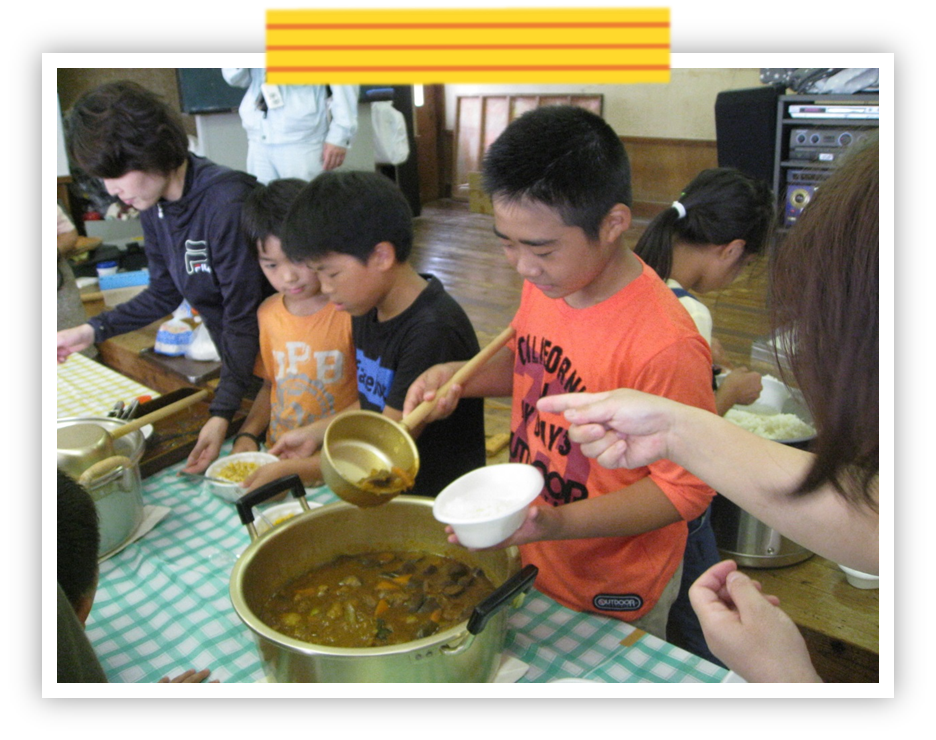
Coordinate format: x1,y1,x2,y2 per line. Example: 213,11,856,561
536,389,679,470
57,324,95,363
182,416,229,474
688,560,822,683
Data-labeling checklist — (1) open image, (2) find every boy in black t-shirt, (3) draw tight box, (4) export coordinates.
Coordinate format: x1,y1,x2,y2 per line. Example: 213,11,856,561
269,171,486,497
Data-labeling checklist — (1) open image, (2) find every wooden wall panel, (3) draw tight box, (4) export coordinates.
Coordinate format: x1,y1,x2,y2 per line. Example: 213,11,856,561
415,84,445,203
453,94,604,200
624,136,719,219
482,96,510,153
451,93,718,222
453,96,483,199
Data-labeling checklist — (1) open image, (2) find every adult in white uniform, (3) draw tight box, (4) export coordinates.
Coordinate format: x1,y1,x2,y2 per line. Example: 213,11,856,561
222,69,359,184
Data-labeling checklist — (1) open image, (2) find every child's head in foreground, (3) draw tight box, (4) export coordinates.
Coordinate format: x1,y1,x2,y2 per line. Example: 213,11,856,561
57,469,100,626
481,105,632,240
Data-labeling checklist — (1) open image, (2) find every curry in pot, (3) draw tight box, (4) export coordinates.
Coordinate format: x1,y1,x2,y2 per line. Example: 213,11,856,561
259,551,497,648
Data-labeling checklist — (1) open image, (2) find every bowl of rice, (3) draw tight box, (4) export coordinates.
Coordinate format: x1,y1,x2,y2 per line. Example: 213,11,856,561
205,451,279,503
433,463,544,548
725,376,816,445
724,407,816,443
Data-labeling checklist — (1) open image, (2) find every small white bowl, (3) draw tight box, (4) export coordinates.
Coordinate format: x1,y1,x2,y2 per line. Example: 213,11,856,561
433,463,544,548
254,500,321,535
731,374,791,415
838,564,879,589
757,375,793,412
205,451,279,503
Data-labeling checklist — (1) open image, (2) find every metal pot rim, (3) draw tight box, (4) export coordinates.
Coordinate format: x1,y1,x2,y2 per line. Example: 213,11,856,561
57,415,146,464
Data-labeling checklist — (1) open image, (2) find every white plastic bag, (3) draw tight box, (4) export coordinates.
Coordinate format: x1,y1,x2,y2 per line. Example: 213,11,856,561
371,101,410,165
185,320,220,362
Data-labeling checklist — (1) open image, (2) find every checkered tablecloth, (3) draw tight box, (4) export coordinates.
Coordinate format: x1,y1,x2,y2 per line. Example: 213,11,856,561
57,353,159,419
84,446,728,684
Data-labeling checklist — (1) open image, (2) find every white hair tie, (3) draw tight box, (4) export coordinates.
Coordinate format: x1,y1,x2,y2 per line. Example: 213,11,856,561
671,201,687,220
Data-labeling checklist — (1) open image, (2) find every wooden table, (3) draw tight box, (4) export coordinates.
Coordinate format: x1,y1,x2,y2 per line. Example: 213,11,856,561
94,317,212,397
87,318,250,476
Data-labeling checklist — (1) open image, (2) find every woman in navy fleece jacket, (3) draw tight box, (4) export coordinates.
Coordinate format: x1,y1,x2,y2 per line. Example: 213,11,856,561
56,81,267,474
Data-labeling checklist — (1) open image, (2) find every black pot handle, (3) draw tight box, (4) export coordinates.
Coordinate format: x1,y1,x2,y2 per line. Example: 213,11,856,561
234,474,307,526
466,564,538,635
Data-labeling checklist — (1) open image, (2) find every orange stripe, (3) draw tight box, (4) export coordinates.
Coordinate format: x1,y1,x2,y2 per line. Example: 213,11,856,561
268,44,670,51
269,65,670,73
267,22,669,30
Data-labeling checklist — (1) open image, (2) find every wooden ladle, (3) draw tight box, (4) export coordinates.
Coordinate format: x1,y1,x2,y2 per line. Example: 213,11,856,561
58,389,209,479
321,326,515,507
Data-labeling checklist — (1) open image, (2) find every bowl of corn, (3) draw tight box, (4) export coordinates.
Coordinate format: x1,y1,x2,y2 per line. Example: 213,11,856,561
204,451,279,503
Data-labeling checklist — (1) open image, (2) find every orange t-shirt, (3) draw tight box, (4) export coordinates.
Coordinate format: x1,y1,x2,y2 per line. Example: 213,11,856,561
255,295,357,446
510,258,716,622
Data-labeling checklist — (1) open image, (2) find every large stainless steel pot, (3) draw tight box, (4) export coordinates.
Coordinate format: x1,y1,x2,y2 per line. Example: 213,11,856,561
57,416,145,558
711,392,816,568
230,476,537,682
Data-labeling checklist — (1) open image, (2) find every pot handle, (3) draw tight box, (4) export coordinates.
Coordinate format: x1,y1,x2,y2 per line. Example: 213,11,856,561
234,474,308,528
77,455,132,488
466,564,538,636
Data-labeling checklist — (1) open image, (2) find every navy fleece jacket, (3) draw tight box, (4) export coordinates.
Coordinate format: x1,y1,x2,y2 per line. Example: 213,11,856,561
88,155,265,420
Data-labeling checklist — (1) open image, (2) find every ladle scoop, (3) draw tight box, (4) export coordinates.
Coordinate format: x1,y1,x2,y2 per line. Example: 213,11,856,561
321,326,515,507
57,389,209,479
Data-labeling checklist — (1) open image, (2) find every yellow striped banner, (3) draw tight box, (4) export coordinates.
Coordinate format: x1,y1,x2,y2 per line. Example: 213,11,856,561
265,7,670,84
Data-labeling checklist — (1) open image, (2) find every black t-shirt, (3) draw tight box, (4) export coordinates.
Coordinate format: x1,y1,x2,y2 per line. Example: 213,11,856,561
352,275,487,497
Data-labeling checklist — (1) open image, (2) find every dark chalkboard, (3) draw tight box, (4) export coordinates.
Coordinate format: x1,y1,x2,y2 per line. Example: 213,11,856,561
177,70,401,113
176,68,245,114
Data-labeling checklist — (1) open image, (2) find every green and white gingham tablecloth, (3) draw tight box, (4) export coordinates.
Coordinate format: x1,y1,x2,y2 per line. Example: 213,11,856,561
85,445,729,684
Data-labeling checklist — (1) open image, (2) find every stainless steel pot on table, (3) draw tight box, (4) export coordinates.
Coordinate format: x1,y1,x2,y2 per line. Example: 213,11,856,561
711,391,817,568
57,416,146,558
230,475,537,683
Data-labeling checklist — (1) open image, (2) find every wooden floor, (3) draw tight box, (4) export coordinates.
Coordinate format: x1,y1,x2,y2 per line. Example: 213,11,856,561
409,199,773,463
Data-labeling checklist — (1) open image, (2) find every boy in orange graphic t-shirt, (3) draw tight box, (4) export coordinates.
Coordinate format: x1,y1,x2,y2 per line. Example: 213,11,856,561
403,107,716,640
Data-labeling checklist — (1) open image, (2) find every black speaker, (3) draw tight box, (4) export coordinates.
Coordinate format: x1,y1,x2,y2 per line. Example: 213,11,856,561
714,86,783,185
